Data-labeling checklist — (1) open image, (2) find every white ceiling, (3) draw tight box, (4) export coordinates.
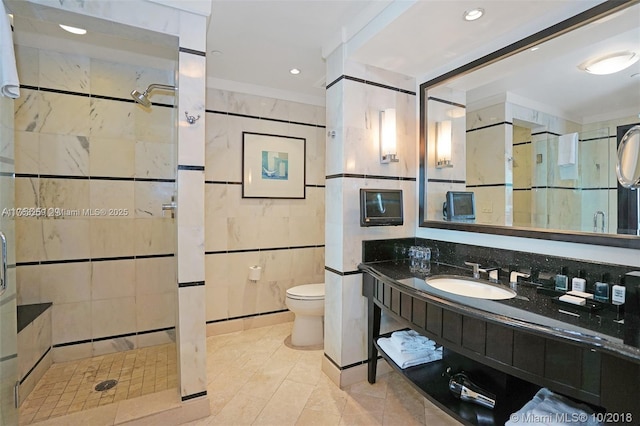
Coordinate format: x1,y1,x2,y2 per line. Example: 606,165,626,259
206,0,640,122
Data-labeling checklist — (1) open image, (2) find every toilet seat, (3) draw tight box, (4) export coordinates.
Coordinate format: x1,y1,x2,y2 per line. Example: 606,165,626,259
286,283,324,300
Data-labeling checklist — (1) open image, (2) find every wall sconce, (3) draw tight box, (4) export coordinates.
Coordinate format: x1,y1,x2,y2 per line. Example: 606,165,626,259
436,120,453,168
380,108,399,163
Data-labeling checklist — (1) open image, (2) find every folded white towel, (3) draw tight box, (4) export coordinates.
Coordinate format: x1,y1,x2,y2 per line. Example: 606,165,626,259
390,330,436,353
0,2,20,99
377,337,442,369
506,387,601,426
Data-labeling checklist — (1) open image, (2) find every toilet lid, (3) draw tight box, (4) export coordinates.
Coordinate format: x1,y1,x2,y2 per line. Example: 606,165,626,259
286,283,325,300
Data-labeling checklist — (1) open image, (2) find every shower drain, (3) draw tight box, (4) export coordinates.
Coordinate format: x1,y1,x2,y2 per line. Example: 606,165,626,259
94,379,118,392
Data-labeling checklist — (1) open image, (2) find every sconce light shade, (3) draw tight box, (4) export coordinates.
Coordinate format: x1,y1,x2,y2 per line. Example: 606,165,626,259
436,120,453,168
380,108,399,163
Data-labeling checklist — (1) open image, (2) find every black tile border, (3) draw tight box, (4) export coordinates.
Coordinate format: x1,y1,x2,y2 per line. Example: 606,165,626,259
325,75,416,96
323,353,380,371
178,281,205,288
426,96,466,109
0,353,17,363
15,173,175,183
325,173,416,181
204,180,325,188
52,327,175,349
206,309,289,324
179,47,206,57
20,85,175,109
16,253,174,267
182,390,207,401
324,266,362,276
205,244,324,255
466,183,512,188
466,121,512,133
19,346,51,384
178,165,205,171
206,109,326,130
427,178,466,184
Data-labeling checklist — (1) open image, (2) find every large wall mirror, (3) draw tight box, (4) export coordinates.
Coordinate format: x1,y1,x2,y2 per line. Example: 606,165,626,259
419,0,640,249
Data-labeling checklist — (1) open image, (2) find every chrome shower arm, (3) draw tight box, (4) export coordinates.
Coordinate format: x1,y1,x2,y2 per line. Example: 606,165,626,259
145,83,176,94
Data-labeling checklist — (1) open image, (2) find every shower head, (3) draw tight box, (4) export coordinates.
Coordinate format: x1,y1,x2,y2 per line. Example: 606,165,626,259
130,89,152,107
130,83,176,108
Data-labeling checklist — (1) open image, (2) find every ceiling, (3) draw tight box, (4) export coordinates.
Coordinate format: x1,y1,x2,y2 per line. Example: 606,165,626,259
8,0,639,121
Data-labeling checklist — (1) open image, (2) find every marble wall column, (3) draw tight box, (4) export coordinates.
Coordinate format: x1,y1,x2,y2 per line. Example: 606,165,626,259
323,45,416,387
175,11,208,402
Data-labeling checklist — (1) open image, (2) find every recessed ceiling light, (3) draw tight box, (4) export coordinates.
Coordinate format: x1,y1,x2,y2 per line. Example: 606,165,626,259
289,68,301,75
210,50,223,56
530,46,540,52
463,8,484,21
580,51,638,75
59,24,87,35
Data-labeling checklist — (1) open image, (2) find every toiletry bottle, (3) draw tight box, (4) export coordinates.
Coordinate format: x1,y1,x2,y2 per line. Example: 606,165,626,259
594,273,610,303
555,267,569,292
612,275,626,306
571,270,586,292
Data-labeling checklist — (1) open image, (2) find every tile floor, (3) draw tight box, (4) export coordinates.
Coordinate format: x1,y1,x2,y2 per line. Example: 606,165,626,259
184,322,461,426
20,322,461,425
19,343,177,425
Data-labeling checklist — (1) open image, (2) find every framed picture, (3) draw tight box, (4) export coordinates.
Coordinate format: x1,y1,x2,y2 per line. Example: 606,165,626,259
242,132,306,199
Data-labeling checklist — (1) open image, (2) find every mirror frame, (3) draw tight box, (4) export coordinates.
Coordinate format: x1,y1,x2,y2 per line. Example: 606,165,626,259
418,0,640,250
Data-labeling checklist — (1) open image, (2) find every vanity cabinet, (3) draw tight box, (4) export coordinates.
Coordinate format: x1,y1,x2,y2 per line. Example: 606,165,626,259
363,271,640,425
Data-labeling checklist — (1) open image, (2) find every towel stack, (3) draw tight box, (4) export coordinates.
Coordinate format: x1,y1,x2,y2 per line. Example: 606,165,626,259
506,388,601,425
1,1,20,99
557,132,579,180
377,329,442,369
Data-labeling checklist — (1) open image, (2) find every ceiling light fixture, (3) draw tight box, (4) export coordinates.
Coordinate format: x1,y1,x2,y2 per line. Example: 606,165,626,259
289,68,301,75
59,24,87,35
580,51,638,75
463,8,484,21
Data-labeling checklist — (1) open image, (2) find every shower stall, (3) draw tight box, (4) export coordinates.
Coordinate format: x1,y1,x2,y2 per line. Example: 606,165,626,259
0,1,192,423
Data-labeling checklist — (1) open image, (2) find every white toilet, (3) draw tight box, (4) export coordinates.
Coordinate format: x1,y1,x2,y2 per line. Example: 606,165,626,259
285,283,325,347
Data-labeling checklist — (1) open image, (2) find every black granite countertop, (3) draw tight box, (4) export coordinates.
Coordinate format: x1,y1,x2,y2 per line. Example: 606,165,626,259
359,260,640,363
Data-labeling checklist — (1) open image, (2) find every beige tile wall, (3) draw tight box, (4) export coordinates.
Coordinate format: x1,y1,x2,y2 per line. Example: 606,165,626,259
204,88,326,324
13,44,177,360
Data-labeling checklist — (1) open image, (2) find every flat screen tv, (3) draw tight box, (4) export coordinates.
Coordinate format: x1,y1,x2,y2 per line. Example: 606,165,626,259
360,189,403,227
443,191,475,222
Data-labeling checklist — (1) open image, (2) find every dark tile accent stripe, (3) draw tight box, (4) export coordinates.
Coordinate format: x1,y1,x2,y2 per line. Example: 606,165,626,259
513,141,532,146
20,85,175,109
325,173,416,181
306,184,326,188
532,130,561,137
205,244,324,255
178,165,205,171
323,353,376,371
426,96,466,109
179,47,206,57
93,332,137,342
531,186,617,191
16,253,174,267
466,121,512,133
324,266,362,276
206,309,289,324
427,178,466,184
178,281,205,288
206,109,326,129
15,173,175,183
204,180,243,185
20,346,51,384
466,183,512,188
0,353,17,363
513,188,532,191
182,391,207,401
580,135,612,142
0,171,14,177
52,327,177,348
326,75,416,96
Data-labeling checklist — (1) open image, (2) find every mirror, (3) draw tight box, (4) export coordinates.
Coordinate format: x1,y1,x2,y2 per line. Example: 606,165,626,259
419,1,640,249
617,125,640,189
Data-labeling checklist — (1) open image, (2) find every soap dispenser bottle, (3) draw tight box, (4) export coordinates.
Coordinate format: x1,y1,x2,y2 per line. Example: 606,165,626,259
571,270,587,292
594,273,610,303
555,267,569,292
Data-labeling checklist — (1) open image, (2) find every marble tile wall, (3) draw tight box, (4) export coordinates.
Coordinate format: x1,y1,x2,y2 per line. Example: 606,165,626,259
324,44,416,380
513,125,532,227
203,88,326,324
12,43,178,361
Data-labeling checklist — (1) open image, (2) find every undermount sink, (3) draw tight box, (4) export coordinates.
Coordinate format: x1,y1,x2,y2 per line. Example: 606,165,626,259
425,275,517,300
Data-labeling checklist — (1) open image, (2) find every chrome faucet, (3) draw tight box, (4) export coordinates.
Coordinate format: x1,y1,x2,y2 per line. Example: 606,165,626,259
465,262,481,279
593,210,605,233
465,262,499,281
510,271,530,284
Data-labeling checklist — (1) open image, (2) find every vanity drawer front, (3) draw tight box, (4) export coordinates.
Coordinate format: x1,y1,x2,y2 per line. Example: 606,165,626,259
426,305,442,337
400,293,412,321
412,299,427,330
442,310,462,345
513,332,545,376
462,317,486,355
486,323,513,365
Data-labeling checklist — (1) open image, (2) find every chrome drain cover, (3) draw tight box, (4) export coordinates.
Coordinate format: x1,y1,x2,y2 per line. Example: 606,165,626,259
94,379,118,392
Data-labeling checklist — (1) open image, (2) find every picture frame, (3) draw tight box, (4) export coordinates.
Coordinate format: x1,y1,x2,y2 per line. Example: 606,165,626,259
242,132,306,199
